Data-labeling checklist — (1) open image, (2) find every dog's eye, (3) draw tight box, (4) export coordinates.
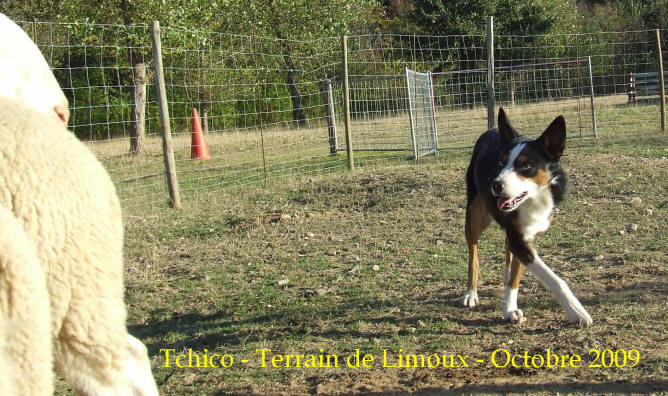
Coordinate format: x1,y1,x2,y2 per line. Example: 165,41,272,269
521,162,532,170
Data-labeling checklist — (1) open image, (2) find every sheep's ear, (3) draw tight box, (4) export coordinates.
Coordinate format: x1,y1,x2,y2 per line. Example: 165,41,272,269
498,107,518,143
538,115,566,161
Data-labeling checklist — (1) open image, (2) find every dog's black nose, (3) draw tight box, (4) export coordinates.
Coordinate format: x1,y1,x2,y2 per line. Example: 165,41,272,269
491,181,503,195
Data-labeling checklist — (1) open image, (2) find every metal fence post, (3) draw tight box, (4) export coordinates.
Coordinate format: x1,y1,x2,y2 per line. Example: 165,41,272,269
428,71,439,153
406,67,418,162
151,21,181,209
341,35,354,169
486,16,495,130
588,56,598,138
657,29,666,133
322,74,339,154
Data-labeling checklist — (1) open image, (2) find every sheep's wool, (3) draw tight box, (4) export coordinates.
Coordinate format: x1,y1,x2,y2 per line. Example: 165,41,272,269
0,99,158,395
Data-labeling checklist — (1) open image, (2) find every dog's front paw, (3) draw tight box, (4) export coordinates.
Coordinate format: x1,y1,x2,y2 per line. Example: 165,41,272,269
462,289,479,308
566,304,593,326
503,309,526,324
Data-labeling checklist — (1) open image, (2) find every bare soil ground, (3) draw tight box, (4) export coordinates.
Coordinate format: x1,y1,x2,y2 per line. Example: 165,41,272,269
52,140,663,396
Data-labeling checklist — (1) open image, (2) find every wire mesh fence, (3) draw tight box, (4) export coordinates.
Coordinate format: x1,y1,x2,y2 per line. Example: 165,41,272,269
26,21,157,141
15,18,668,209
154,28,347,204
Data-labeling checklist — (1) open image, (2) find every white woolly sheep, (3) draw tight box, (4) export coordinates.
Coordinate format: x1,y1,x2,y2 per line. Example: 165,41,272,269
0,97,159,395
0,206,54,395
0,13,69,124
0,322,20,395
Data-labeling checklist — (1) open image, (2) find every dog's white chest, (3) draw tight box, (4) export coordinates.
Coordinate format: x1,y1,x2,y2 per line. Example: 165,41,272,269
516,191,554,240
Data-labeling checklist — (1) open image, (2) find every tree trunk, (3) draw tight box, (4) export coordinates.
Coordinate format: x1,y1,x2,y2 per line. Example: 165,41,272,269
130,62,147,154
268,0,308,128
286,69,307,126
281,50,307,127
201,101,209,133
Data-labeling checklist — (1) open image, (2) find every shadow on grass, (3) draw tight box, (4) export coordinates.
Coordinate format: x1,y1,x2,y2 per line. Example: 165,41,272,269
130,281,601,356
130,287,495,353
428,379,668,394
208,379,668,395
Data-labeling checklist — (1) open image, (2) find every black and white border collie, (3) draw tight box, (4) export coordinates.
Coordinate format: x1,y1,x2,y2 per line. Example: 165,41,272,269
462,108,592,326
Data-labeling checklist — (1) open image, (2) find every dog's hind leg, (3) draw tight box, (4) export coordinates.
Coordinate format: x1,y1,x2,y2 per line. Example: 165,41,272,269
503,237,526,322
462,194,491,308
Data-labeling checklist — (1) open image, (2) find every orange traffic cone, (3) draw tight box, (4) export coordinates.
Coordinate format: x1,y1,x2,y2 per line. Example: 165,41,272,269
191,108,211,160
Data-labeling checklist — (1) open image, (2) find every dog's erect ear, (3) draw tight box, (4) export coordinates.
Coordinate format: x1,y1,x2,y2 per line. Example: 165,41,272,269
498,107,518,142
538,115,566,160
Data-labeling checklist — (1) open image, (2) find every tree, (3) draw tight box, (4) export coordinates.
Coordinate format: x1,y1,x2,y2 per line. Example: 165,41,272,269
576,0,668,31
1,0,218,145
210,0,376,127
407,0,578,36
2,0,376,134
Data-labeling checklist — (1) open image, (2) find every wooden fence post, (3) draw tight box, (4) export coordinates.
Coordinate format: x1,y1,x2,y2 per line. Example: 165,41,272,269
32,16,37,42
252,33,269,184
486,16,495,130
151,21,181,209
341,35,354,170
130,62,147,154
657,29,665,133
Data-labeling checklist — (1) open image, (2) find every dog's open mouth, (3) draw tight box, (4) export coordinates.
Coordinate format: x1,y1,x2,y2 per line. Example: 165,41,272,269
497,191,528,211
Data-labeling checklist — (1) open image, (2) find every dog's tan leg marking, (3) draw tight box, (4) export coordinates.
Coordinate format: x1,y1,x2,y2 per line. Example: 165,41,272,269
463,194,491,308
507,253,524,289
503,237,512,285
503,238,526,322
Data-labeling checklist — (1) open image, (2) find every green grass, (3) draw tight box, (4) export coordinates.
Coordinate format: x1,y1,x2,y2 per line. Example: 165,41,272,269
53,97,668,395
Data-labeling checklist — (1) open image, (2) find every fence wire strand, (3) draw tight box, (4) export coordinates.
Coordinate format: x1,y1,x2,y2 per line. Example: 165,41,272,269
17,20,668,208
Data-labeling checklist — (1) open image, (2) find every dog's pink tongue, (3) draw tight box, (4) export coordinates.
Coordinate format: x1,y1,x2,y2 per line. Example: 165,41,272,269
497,197,511,210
